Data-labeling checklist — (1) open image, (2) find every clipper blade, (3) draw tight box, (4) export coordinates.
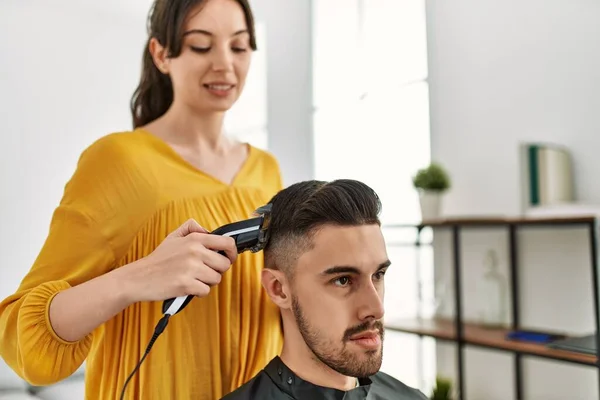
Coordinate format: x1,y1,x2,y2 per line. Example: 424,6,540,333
253,203,272,217
251,203,272,252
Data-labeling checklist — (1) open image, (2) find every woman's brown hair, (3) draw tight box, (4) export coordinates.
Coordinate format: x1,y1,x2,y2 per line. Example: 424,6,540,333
130,0,257,128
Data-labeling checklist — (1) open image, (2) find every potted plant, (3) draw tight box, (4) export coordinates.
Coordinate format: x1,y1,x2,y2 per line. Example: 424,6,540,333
430,376,454,400
412,162,451,221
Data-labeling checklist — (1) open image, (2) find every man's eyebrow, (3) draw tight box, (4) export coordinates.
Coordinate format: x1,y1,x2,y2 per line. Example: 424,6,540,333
321,260,391,276
322,266,361,275
182,29,249,37
378,260,392,270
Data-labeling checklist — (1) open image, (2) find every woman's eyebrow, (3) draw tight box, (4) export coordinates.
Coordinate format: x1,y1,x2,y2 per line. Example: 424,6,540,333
183,29,249,37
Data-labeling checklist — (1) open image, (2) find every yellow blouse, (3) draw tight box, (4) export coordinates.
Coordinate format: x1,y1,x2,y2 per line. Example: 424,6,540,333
0,129,284,399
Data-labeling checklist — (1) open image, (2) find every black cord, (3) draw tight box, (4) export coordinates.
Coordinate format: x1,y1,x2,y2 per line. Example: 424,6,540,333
119,314,171,400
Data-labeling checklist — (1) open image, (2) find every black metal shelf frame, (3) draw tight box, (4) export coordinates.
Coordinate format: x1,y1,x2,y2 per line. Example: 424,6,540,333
384,218,600,400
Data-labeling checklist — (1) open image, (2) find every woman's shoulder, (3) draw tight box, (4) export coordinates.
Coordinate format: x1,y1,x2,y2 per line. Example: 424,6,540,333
246,145,282,173
62,130,159,205
73,129,167,184
247,144,277,162
244,144,284,189
80,130,151,163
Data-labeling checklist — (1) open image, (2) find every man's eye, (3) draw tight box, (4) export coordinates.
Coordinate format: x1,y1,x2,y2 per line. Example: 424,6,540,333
333,276,351,287
374,270,387,281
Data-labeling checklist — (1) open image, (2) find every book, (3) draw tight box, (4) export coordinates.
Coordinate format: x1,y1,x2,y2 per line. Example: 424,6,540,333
519,142,575,211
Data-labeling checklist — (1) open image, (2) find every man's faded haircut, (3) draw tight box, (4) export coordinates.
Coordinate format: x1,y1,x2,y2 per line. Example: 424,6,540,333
263,179,382,276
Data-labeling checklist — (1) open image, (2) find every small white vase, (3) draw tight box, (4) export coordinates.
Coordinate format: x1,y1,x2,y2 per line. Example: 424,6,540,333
419,190,443,221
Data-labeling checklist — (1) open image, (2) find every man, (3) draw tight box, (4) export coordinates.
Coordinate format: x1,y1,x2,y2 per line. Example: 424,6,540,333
222,179,428,400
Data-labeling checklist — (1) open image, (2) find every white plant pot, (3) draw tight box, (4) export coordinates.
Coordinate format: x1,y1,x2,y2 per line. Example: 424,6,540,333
419,190,443,221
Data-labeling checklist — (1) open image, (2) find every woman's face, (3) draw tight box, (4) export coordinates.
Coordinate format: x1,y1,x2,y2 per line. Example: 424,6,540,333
153,0,253,114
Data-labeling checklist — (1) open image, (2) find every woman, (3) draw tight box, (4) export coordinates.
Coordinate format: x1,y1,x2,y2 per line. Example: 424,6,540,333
0,0,284,399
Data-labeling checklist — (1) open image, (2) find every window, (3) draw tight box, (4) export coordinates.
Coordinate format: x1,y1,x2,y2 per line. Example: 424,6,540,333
312,0,430,224
312,0,434,392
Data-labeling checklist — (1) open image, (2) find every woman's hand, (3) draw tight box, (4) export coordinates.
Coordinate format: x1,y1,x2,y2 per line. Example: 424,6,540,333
47,219,237,343
124,219,238,303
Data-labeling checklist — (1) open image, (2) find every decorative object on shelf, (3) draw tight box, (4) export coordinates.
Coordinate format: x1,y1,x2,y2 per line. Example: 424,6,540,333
430,376,454,400
546,333,598,355
519,142,575,214
412,162,451,221
417,278,450,320
506,329,567,345
477,249,508,328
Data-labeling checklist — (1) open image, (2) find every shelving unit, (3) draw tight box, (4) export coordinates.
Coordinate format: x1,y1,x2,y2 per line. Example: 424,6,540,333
383,216,600,400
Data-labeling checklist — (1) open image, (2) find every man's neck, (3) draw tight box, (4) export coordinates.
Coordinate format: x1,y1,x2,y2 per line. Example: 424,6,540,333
280,338,358,392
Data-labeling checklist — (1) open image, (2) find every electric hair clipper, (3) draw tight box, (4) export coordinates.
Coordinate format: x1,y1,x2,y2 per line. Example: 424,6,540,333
161,204,272,316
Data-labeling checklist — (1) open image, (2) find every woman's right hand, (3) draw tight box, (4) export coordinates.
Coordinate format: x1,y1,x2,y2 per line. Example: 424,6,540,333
125,219,238,303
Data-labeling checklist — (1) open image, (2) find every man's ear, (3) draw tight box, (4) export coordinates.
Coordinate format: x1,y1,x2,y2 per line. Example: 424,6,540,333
148,37,170,74
261,269,292,309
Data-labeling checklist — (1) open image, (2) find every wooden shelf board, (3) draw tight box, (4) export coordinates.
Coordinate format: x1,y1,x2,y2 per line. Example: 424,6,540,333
385,318,597,366
384,215,597,228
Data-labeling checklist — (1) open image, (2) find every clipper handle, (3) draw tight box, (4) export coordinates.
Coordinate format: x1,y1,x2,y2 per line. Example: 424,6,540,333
162,217,264,316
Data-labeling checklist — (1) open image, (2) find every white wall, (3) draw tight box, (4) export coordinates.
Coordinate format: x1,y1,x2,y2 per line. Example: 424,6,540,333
0,0,151,299
426,0,600,398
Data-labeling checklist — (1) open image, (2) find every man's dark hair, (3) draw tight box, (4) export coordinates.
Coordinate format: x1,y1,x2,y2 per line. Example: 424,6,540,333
264,179,382,276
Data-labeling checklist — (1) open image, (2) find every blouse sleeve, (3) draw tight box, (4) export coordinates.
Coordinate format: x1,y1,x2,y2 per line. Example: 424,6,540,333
0,206,115,385
0,133,153,386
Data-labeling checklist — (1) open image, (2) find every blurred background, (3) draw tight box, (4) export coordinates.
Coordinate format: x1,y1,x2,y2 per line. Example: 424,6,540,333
1,0,600,399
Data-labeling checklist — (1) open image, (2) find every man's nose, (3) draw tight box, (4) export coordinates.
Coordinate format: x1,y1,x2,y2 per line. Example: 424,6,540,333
356,282,385,321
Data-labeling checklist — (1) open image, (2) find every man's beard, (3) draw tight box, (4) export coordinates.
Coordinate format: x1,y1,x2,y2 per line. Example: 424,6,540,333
291,295,384,378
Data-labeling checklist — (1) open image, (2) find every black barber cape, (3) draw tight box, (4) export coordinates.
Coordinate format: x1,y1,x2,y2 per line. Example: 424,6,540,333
221,356,428,400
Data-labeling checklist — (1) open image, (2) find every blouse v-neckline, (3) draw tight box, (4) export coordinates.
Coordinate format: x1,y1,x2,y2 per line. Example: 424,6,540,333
137,128,256,187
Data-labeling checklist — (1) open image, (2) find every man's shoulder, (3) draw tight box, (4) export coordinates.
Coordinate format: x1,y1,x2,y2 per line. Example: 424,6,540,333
220,370,285,400
370,371,429,399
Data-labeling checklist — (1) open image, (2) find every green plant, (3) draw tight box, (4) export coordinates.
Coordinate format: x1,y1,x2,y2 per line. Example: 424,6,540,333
430,376,453,400
412,162,451,192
